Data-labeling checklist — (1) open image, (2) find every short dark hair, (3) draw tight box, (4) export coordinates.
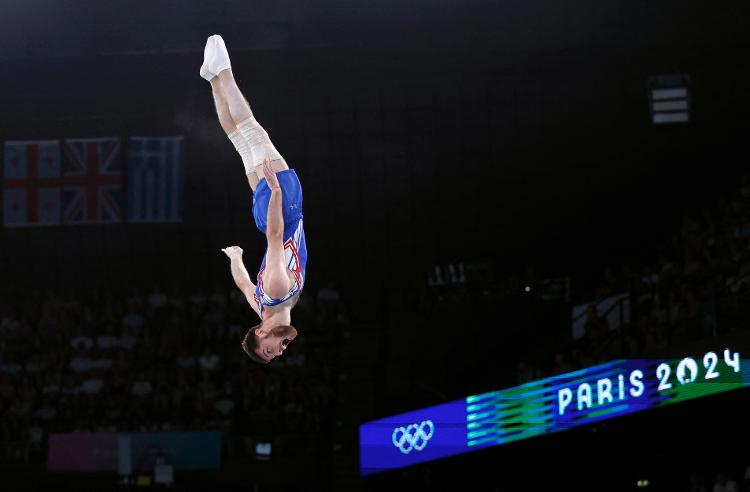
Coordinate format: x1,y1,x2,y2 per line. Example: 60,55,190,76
242,324,269,364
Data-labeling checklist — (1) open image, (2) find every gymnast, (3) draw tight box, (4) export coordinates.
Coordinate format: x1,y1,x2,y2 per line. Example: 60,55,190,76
201,34,306,363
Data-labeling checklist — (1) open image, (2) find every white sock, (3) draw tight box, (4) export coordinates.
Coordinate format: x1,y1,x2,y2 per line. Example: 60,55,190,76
236,116,283,168
209,35,231,79
199,36,214,81
228,129,254,176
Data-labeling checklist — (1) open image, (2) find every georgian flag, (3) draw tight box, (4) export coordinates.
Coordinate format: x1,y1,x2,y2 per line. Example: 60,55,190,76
3,140,61,227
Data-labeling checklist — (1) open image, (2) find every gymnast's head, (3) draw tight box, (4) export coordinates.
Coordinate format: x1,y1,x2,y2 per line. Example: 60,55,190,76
241,322,298,364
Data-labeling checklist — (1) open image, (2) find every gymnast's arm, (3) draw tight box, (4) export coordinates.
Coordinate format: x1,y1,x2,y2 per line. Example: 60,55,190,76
259,160,294,299
221,246,262,318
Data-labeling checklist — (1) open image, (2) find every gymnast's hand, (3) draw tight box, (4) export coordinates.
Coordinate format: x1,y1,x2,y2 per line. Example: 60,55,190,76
261,159,281,191
221,245,243,260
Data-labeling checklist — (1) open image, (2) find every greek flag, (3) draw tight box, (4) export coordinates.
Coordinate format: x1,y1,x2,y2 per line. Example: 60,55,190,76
126,136,183,223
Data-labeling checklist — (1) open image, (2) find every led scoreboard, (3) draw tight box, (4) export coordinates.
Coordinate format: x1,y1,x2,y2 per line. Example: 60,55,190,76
359,348,749,475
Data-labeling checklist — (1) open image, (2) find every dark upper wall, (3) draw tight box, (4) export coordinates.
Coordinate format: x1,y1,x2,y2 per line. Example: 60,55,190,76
0,0,746,59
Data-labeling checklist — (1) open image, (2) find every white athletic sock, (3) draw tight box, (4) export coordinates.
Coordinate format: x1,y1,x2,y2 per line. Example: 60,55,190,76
228,129,254,176
200,35,232,82
199,36,217,81
209,35,231,79
236,116,283,168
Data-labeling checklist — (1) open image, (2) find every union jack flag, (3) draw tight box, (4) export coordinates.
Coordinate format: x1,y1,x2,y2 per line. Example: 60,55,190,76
61,138,122,224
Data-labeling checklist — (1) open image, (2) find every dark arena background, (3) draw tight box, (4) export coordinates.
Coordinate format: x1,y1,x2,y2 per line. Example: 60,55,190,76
1,1,750,491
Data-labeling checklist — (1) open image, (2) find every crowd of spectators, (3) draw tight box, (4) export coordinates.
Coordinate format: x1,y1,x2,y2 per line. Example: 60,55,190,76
394,175,750,490
0,283,348,466
533,175,750,382
408,174,750,391
541,174,750,378
687,467,750,492
381,175,750,491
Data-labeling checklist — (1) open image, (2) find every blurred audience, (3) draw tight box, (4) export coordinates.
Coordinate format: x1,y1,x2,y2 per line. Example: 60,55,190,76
0,284,346,465
563,178,750,373
689,472,709,492
389,173,750,433
714,471,739,492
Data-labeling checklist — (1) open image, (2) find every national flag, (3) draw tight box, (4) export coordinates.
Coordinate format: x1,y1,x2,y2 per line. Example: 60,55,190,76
126,136,184,223
3,140,62,227
61,138,122,224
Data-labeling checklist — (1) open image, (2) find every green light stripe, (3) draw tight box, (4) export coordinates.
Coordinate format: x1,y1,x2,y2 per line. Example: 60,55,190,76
586,404,630,419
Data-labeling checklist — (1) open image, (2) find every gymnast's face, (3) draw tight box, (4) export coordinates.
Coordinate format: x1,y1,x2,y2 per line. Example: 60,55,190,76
255,324,298,362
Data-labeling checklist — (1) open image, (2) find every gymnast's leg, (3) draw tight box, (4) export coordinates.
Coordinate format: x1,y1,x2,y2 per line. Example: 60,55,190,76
210,78,260,191
201,35,289,187
202,36,259,191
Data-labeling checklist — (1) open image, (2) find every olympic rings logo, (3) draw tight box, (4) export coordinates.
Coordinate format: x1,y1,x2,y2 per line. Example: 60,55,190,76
391,420,435,454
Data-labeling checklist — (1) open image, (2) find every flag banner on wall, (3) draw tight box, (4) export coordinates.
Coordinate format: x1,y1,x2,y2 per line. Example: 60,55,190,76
3,140,62,227
126,136,184,223
61,138,122,224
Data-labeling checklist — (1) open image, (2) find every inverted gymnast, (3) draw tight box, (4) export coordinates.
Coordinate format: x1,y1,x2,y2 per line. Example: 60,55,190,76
201,34,306,364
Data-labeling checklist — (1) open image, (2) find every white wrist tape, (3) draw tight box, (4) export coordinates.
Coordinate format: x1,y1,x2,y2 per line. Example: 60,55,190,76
236,116,283,169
